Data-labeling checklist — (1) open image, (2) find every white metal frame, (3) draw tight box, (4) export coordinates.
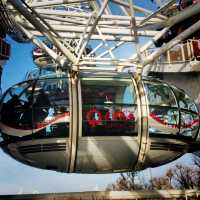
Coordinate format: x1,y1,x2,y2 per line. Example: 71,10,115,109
2,0,200,75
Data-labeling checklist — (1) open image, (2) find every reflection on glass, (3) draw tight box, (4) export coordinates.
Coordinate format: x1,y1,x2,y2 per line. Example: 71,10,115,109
180,111,199,137
0,78,70,141
149,107,179,135
32,78,69,139
145,82,177,107
146,81,199,138
172,87,198,112
81,78,137,136
1,81,34,129
0,133,3,143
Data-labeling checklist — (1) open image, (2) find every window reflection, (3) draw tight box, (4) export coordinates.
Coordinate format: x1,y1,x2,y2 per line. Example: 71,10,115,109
145,81,178,135
0,78,70,141
1,81,34,129
172,87,198,112
145,81,177,107
81,78,137,136
180,111,199,137
32,78,70,139
145,81,199,138
149,107,179,135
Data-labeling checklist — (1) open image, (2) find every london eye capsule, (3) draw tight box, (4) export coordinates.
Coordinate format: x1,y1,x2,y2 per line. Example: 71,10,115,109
0,70,199,173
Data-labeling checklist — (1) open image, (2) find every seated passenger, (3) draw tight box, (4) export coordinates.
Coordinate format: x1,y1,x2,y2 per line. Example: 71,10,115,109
33,90,51,123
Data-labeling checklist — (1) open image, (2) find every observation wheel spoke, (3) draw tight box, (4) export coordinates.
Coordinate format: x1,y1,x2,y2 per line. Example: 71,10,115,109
0,0,199,75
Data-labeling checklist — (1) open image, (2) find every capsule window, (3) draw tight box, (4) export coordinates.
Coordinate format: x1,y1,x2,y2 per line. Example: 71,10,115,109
32,78,70,139
145,81,199,138
180,111,199,137
172,87,198,113
144,81,179,135
0,77,70,141
0,132,3,143
144,81,177,107
81,77,138,136
0,81,34,130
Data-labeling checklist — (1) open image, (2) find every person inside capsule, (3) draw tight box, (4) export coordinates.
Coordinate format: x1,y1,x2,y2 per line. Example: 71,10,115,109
0,77,70,139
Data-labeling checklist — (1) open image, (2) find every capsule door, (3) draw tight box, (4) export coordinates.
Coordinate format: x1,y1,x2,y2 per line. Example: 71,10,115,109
76,75,139,173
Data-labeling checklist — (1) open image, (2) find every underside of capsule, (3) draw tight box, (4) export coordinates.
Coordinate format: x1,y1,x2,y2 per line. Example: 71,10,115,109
0,70,199,173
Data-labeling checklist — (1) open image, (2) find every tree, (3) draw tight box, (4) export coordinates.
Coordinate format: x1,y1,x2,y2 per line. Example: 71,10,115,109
107,155,200,190
150,176,172,190
168,164,196,189
106,172,144,191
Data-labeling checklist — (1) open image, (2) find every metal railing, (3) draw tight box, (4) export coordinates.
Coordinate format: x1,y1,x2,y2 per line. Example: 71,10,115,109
0,189,199,200
144,39,200,65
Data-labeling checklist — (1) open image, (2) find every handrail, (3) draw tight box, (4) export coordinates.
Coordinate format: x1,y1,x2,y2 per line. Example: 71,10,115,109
0,190,199,200
144,39,200,65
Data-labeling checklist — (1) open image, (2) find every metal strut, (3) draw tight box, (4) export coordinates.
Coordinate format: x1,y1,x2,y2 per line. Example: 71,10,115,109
1,0,200,74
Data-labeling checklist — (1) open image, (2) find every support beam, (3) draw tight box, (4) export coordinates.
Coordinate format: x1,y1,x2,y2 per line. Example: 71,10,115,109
97,41,124,58
129,1,200,63
142,18,200,69
26,30,159,41
129,27,170,60
15,20,158,37
129,0,142,74
18,25,64,66
33,9,163,22
8,0,77,66
111,0,167,20
159,1,200,28
139,0,176,26
41,15,162,25
29,0,94,8
75,0,109,64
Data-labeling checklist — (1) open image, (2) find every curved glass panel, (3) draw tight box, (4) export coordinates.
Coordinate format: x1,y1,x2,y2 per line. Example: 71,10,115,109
180,111,199,137
145,81,199,138
0,77,70,141
0,81,34,130
173,87,199,138
26,66,67,80
31,78,70,139
145,81,177,107
81,77,137,136
172,87,198,112
172,87,199,138
0,133,3,143
144,81,179,135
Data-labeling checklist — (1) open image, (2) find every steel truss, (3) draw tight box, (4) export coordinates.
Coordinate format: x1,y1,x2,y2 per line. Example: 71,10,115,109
1,0,200,74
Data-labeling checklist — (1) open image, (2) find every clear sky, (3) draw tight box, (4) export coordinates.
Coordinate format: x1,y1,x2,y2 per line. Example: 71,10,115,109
0,0,195,195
